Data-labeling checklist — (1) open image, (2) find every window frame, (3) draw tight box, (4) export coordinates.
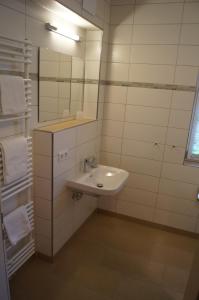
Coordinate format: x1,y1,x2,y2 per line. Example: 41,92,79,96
185,74,199,163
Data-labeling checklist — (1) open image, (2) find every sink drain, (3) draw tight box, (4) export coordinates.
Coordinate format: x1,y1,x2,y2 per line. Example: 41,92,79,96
97,183,103,188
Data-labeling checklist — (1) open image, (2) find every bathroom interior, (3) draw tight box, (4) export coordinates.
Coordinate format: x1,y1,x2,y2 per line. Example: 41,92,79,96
0,0,199,299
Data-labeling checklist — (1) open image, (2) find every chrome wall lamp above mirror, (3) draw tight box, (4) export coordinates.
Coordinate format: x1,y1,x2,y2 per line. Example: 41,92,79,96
45,23,80,42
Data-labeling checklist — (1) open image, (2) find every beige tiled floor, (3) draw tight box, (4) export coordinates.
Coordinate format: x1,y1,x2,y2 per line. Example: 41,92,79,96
10,212,197,300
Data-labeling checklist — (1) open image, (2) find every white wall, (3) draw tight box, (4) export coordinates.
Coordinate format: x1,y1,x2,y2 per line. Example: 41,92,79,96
0,0,110,255
34,121,100,256
0,0,110,134
100,0,199,233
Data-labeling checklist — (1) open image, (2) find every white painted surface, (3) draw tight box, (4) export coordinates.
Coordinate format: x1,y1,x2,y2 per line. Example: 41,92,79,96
0,221,10,300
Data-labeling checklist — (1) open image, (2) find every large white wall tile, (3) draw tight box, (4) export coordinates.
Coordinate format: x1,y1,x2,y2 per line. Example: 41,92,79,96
54,127,77,155
171,91,194,111
168,110,192,129
121,155,162,177
133,25,180,44
0,0,26,13
35,217,51,238
183,3,199,23
162,163,199,184
125,105,170,126
127,173,159,193
85,41,102,60
129,64,175,84
53,168,75,198
34,154,52,179
127,87,172,108
174,66,198,86
110,25,133,44
111,5,134,25
117,201,154,222
40,82,58,97
106,62,129,81
103,103,125,121
163,146,186,164
108,44,131,63
98,195,117,212
180,24,199,45
134,4,183,24
35,197,51,220
101,136,122,154
34,177,52,200
76,122,98,145
36,234,51,256
177,46,199,67
157,194,199,217
122,139,164,161
0,4,25,40
102,120,124,137
100,151,121,167
34,131,52,156
104,86,127,104
159,178,198,200
84,84,98,102
154,209,196,232
131,45,178,65
124,123,167,144
118,187,157,207
85,61,100,80
166,128,189,147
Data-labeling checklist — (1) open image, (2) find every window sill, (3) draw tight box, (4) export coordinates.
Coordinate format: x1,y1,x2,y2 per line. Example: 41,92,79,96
184,158,199,168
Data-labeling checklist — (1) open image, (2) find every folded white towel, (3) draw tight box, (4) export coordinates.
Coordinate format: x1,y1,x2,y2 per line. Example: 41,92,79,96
0,136,28,184
0,75,26,115
4,206,32,246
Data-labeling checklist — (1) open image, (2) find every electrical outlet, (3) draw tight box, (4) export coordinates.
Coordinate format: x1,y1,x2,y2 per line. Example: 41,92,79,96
58,149,69,161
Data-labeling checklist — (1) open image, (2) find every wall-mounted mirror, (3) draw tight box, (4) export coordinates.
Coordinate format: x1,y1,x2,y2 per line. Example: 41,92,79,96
39,26,103,123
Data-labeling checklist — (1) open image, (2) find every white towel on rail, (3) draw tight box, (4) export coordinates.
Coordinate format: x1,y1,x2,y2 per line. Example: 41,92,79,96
0,75,26,114
0,136,28,184
4,206,32,246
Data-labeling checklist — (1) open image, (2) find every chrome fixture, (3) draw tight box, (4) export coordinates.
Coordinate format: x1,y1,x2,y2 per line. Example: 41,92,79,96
83,156,97,172
45,23,80,42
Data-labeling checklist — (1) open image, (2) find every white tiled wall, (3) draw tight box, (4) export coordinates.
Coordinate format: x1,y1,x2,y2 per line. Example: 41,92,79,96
0,0,110,255
100,0,199,233
34,121,100,256
0,0,110,131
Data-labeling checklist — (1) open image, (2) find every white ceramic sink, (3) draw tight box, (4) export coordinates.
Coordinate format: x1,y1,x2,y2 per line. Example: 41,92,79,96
66,165,129,196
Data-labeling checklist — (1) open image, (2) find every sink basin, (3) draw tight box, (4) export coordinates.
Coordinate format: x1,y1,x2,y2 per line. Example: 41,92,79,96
66,165,129,196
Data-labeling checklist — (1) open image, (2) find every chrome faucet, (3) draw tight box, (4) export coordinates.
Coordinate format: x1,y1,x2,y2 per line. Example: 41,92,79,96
83,156,97,172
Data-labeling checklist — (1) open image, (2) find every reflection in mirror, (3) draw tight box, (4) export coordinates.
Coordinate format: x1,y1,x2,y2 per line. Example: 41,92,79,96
39,26,103,123
39,48,72,122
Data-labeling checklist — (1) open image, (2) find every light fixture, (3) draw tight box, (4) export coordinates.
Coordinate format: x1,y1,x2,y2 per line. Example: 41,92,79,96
45,23,80,42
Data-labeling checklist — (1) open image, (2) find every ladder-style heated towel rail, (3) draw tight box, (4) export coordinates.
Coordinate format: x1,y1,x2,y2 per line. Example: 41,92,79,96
0,34,35,279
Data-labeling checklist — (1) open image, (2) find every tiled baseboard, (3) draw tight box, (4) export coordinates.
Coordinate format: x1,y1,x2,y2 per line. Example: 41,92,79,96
97,208,199,239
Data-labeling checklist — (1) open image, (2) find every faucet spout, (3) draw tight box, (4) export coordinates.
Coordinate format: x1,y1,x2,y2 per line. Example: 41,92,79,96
83,156,97,172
